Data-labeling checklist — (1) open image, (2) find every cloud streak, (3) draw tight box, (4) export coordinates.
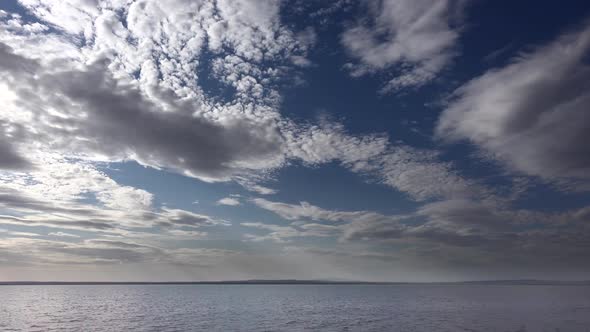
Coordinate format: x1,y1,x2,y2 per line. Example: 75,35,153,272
342,0,466,92
437,21,590,185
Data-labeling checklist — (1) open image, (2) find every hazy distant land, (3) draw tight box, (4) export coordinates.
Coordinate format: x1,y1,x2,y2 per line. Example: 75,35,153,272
2,279,589,286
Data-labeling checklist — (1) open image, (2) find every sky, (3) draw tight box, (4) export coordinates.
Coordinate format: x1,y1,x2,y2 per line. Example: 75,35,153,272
0,0,590,282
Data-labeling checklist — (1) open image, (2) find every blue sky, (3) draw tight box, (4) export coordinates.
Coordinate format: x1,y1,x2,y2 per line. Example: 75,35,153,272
1,0,590,282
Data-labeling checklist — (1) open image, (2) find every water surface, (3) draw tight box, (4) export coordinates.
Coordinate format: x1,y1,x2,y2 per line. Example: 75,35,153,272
1,284,589,331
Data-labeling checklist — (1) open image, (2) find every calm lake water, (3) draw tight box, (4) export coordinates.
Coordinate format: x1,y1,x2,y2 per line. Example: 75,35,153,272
1,284,589,331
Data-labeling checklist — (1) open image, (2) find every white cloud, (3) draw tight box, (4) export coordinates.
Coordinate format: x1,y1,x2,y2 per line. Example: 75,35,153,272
216,197,241,206
252,198,376,222
0,154,154,214
437,22,590,185
246,184,277,195
242,221,340,243
0,236,236,266
282,118,487,202
250,196,590,265
17,0,98,36
0,2,487,207
342,0,466,92
0,47,287,182
0,229,41,237
0,156,229,236
166,229,208,239
251,198,411,243
156,208,230,228
357,145,489,201
0,1,322,189
48,232,80,238
282,119,388,166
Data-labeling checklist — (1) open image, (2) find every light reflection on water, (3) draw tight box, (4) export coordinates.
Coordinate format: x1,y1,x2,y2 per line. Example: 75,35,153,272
1,285,590,331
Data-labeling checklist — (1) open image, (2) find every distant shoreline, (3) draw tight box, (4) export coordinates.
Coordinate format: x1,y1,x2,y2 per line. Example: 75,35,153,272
1,280,589,286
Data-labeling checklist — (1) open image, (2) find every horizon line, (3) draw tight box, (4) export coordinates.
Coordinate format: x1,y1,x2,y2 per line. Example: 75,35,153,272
1,279,590,286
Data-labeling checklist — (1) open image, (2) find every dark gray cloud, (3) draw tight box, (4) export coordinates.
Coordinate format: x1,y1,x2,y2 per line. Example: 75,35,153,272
0,188,226,233
416,199,513,232
437,22,590,184
0,37,490,203
0,238,147,265
251,197,515,249
0,237,235,267
0,98,32,170
155,208,229,228
48,66,283,180
0,214,117,231
0,188,98,216
343,199,590,267
0,42,39,73
340,199,517,244
0,42,283,182
0,139,31,170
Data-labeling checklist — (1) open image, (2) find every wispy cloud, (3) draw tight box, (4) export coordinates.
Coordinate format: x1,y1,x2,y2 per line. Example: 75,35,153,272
437,21,590,186
342,0,467,92
216,197,241,206
48,232,80,238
